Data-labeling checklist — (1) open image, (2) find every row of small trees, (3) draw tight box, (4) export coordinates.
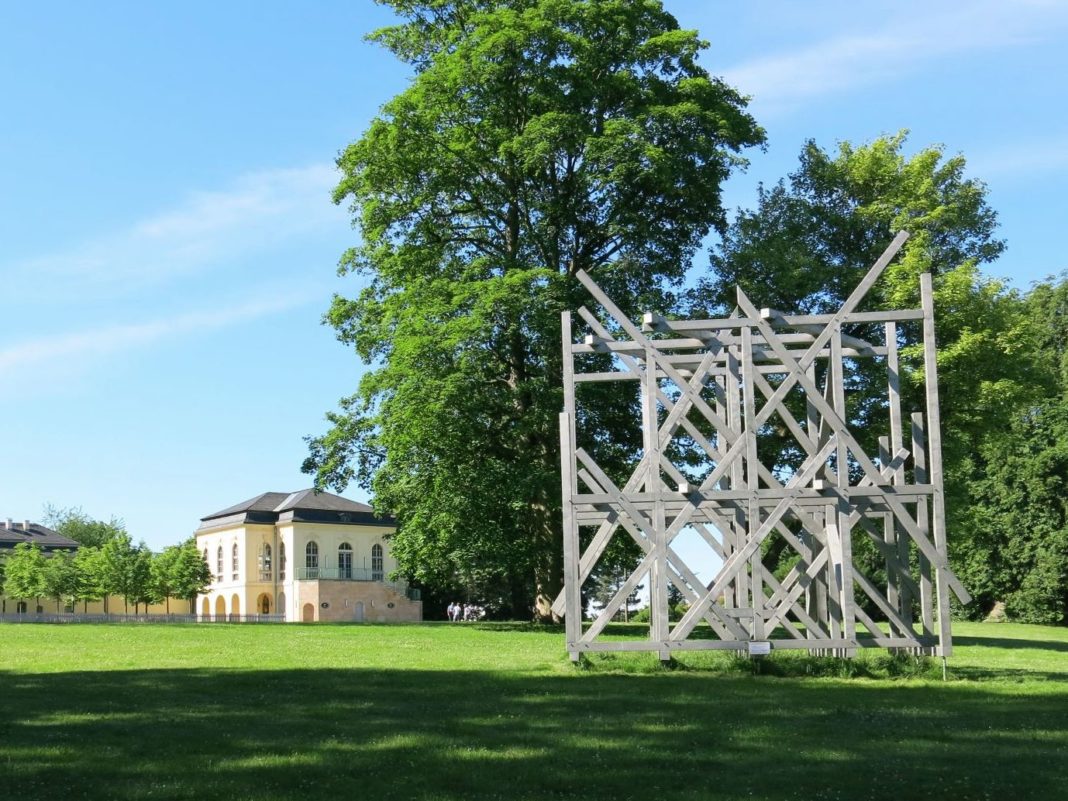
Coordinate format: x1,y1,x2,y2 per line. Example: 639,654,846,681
2,534,211,615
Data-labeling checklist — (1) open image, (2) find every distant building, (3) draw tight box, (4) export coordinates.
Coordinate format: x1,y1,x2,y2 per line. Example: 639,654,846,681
0,518,78,554
0,518,191,617
195,489,422,623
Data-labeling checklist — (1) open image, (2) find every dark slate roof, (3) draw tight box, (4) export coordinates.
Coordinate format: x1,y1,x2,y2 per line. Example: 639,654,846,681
0,522,80,552
199,489,391,529
201,492,293,521
273,489,373,515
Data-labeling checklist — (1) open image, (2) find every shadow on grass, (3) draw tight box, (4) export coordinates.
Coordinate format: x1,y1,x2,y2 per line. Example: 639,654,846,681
1,667,1066,801
954,635,1068,653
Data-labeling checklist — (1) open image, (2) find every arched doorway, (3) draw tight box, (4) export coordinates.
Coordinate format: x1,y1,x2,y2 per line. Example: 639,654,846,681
214,596,225,621
302,603,315,622
231,594,241,619
201,597,210,620
257,593,271,615
277,592,286,621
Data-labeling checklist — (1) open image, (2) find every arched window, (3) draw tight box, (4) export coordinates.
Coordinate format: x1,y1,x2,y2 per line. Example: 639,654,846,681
338,542,353,579
259,543,272,581
279,542,287,581
305,541,319,577
371,543,384,582
216,546,223,580
232,543,239,580
203,548,208,565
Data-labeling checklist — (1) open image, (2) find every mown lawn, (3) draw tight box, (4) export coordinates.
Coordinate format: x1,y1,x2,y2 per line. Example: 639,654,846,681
1,621,1066,801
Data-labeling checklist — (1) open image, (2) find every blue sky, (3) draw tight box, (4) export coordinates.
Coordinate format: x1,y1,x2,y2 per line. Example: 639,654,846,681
3,1,1067,551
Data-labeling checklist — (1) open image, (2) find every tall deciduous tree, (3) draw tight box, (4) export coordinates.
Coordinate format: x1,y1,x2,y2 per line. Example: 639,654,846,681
72,546,104,613
43,506,126,548
694,132,1046,613
152,545,181,614
3,543,48,608
170,538,213,609
41,550,78,612
304,0,763,616
97,532,139,614
129,545,156,614
959,275,1068,622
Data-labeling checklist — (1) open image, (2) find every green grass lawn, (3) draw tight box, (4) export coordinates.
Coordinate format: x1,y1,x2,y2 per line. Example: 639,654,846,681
1,621,1066,801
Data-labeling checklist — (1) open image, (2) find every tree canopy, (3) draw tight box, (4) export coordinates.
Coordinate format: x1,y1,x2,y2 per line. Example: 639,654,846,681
44,506,127,549
305,0,764,616
697,132,1067,623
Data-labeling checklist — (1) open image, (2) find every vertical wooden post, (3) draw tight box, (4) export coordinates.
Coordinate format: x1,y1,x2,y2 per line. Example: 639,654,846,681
912,412,935,644
830,323,856,655
879,435,900,616
560,311,581,662
644,346,669,660
741,326,763,641
920,273,953,657
726,345,746,612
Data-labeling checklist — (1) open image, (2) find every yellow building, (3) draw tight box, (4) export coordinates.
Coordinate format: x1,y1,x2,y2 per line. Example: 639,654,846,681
0,518,193,617
195,489,422,623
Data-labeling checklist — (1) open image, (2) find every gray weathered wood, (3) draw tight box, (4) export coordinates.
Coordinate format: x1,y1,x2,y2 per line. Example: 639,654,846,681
558,233,966,660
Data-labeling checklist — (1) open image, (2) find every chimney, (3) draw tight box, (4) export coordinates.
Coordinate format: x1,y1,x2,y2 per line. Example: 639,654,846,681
4,518,12,530
22,520,31,531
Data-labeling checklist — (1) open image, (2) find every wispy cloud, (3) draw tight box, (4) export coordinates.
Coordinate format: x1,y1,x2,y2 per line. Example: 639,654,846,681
969,133,1068,178
5,163,347,300
0,292,314,378
723,2,1068,114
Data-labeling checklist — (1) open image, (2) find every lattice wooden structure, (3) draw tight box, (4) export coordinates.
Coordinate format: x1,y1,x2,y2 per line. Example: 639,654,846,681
555,232,970,662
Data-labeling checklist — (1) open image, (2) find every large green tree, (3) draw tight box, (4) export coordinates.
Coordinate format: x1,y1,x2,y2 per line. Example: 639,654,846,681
43,505,126,548
97,532,139,614
41,550,78,613
71,545,104,613
305,0,763,616
694,132,1047,615
149,539,210,614
959,275,1068,622
3,543,48,609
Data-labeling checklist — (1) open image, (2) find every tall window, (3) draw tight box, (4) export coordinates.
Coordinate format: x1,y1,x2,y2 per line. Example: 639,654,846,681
338,542,353,580
371,543,384,582
203,548,208,565
305,541,319,577
232,543,239,580
216,546,223,580
259,543,273,581
279,542,287,581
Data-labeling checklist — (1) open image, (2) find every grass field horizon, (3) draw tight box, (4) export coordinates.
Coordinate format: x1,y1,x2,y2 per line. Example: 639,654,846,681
2,621,1066,800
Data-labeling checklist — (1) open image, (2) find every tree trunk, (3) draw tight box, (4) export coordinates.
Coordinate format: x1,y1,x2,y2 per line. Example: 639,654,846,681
532,504,564,622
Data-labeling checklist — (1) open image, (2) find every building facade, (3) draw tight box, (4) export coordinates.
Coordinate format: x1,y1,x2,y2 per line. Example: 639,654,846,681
195,489,421,623
0,518,193,616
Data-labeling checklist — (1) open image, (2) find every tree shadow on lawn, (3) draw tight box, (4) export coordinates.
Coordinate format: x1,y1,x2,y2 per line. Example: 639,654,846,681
1,668,1066,801
954,635,1068,653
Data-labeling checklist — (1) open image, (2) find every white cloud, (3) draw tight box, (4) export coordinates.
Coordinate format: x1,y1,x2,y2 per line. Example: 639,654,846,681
968,134,1068,178
4,163,347,300
722,2,1068,114
0,292,314,377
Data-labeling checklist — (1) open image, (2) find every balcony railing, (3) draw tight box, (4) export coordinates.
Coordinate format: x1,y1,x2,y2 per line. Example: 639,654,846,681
295,567,420,601
297,567,384,582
